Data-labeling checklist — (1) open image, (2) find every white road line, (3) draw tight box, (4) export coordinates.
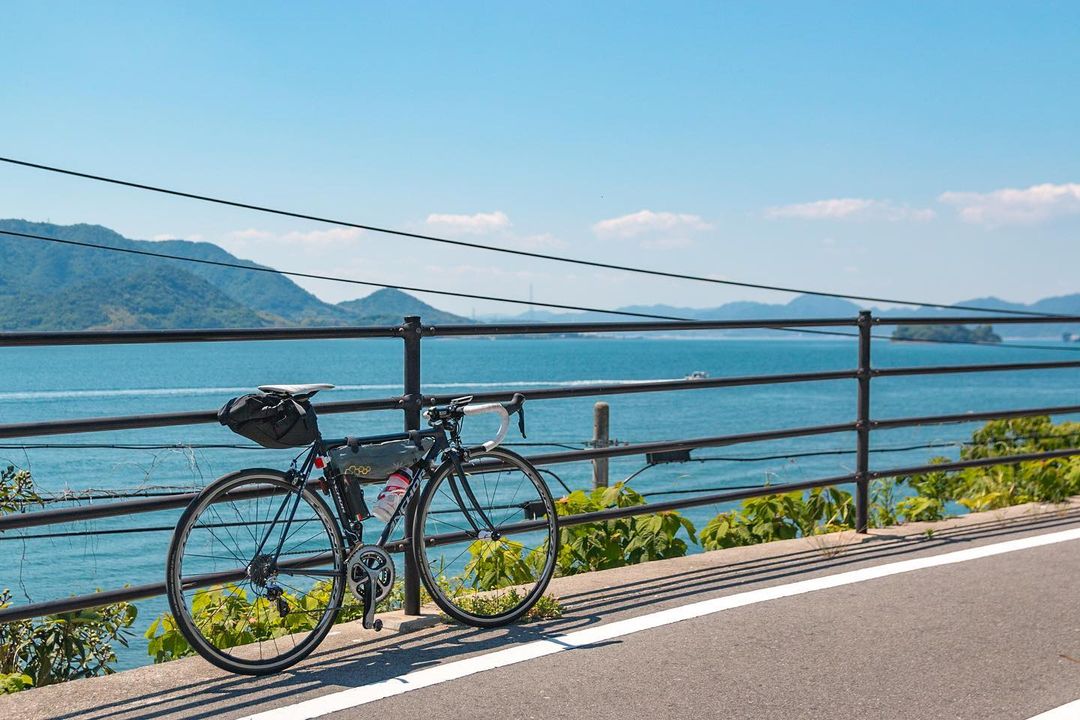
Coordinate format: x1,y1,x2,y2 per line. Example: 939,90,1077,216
238,526,1080,720
1027,699,1080,719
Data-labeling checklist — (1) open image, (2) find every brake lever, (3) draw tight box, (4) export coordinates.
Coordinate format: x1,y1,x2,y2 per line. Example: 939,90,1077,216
517,405,527,439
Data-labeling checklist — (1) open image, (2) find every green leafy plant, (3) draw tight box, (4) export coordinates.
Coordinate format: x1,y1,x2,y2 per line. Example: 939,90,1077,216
463,539,537,590
0,589,137,691
443,590,563,623
552,483,696,575
894,417,1080,518
0,468,135,693
699,487,854,551
869,477,901,527
0,465,40,515
145,580,378,664
0,671,32,693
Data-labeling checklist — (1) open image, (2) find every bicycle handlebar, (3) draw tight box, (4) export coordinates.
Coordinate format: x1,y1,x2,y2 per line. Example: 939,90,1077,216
461,393,526,451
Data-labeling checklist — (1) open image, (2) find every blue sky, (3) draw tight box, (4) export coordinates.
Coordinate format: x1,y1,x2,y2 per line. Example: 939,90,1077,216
2,2,1078,315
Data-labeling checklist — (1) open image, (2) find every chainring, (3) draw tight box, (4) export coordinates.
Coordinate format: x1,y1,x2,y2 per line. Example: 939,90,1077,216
345,544,395,605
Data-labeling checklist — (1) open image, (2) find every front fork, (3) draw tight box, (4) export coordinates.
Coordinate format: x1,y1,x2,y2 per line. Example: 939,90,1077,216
444,450,499,538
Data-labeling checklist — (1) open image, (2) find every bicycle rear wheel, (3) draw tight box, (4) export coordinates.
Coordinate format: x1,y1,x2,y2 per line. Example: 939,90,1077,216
413,447,559,626
166,469,345,675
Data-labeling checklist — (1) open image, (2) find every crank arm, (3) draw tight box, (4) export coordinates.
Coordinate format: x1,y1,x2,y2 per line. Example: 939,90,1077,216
361,572,383,632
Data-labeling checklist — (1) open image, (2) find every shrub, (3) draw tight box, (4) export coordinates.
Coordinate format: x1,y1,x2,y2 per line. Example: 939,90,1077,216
0,465,39,515
1,589,137,691
552,483,696,575
699,487,854,551
896,417,1080,516
0,468,136,693
146,580,373,663
443,589,563,623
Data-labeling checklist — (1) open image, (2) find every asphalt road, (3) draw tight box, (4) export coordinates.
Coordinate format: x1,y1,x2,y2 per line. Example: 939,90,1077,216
4,503,1079,720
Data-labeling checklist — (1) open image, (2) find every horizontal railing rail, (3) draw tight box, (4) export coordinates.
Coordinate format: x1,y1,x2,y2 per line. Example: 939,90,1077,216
871,403,1080,430
873,315,1080,326
872,360,1080,377
1,311,1078,624
0,421,858,531
0,397,405,439
0,325,405,347
0,317,860,348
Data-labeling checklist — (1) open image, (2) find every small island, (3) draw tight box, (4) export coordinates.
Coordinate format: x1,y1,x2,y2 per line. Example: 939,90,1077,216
891,324,1002,344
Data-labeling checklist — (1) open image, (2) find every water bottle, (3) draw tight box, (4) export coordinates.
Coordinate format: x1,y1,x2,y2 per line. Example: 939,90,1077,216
371,469,412,522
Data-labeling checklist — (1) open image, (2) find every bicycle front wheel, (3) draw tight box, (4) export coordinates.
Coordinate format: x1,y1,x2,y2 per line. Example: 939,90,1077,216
413,447,559,626
166,469,345,675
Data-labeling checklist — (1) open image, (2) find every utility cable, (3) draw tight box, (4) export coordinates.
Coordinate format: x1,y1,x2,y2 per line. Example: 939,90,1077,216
0,155,1066,318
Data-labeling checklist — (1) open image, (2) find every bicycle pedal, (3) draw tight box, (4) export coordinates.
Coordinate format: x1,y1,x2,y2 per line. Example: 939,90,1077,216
373,619,383,632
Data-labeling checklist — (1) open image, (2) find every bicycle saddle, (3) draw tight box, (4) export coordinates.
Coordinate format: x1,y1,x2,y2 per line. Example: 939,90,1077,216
258,383,335,398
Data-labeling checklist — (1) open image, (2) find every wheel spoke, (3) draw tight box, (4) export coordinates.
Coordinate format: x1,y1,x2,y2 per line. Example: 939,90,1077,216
169,472,343,673
416,449,557,624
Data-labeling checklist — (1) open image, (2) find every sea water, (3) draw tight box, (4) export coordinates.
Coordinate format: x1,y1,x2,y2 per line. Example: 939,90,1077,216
0,335,1077,669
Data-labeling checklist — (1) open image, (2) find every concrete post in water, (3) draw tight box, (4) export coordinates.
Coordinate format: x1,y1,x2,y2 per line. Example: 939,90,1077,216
593,401,610,489
402,315,423,614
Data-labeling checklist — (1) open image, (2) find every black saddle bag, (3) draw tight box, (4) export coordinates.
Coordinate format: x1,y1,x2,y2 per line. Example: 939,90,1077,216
217,393,318,449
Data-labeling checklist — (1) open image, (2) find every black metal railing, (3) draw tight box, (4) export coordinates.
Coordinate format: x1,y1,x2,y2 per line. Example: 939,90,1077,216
1,311,1079,624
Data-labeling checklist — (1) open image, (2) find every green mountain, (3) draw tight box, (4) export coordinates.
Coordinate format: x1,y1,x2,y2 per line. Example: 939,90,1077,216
891,324,1002,344
337,288,468,325
0,267,267,331
0,220,468,331
0,219,355,327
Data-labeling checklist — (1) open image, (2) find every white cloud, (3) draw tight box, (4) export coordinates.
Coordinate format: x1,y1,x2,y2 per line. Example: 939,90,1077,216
766,198,935,222
425,211,511,235
592,210,712,238
939,183,1080,225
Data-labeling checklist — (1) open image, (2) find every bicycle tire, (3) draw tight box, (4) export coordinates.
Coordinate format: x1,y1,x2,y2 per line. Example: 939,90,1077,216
165,468,345,675
412,447,559,626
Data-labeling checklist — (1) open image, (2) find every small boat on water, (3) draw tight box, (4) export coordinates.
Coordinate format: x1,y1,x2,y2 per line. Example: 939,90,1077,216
685,370,709,380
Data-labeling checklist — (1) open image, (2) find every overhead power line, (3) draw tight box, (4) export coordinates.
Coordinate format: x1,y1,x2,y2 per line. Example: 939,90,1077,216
0,155,1062,318
4,228,1080,352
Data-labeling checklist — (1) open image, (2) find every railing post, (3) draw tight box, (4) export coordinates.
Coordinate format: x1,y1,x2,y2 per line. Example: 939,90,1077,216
855,310,872,533
592,401,610,488
402,314,423,615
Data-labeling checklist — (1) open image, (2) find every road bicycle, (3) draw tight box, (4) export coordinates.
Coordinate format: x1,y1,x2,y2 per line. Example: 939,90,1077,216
165,384,559,675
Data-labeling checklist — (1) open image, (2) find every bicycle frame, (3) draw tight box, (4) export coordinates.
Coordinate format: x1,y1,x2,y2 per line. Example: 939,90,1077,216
255,423,490,581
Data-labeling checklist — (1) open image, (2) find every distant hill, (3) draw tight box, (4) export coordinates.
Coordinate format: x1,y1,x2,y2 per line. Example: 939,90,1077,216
1,218,1076,336
891,324,1002,344
337,288,468,325
0,220,466,330
484,293,1080,338
0,267,268,330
